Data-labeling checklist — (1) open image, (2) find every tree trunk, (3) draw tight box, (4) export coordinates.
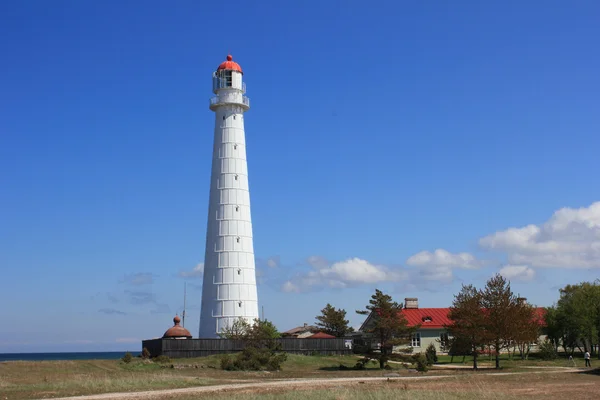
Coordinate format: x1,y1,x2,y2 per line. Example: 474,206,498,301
472,350,478,371
495,341,501,369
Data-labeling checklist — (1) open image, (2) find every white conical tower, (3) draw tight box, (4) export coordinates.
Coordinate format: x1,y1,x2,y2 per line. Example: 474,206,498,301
199,55,258,338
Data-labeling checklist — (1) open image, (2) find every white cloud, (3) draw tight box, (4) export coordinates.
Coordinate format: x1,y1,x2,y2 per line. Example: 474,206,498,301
479,201,600,269
178,263,204,278
266,256,280,268
307,255,329,269
405,249,484,283
498,265,536,282
406,249,484,269
281,257,406,293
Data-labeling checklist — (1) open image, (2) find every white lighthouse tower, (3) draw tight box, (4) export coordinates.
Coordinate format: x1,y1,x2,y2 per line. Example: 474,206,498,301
199,55,259,338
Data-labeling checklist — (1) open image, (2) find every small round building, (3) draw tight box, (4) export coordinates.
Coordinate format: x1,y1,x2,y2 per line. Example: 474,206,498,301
163,315,192,339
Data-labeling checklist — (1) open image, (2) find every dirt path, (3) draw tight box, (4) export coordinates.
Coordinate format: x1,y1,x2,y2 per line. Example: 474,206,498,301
43,367,583,400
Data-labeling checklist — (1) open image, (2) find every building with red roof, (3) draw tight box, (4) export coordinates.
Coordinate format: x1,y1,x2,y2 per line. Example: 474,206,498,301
358,297,546,353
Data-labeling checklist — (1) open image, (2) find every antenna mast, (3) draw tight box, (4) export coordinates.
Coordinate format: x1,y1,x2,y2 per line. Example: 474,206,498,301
183,282,187,328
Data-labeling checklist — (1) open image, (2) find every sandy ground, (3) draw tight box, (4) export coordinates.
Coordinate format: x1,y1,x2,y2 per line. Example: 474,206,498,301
42,367,586,400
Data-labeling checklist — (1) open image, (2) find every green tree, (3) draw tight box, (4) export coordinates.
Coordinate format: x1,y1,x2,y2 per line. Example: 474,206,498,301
480,274,520,369
315,303,354,337
425,342,438,365
356,289,417,369
446,284,488,370
554,281,600,357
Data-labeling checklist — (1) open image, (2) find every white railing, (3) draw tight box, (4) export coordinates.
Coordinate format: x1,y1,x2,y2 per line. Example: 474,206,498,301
209,95,250,108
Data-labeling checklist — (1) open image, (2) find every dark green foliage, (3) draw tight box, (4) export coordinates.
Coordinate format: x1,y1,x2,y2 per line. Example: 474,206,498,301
412,353,429,372
219,317,287,371
315,303,354,337
425,342,438,365
538,339,558,360
220,347,287,371
121,352,133,364
152,355,172,364
550,281,600,356
141,347,151,359
356,289,417,369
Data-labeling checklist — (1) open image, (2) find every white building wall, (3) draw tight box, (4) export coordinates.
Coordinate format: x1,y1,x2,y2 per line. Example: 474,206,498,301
199,69,258,338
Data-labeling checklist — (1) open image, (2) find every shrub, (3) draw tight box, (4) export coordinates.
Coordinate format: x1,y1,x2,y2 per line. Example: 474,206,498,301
121,352,133,364
412,353,429,372
141,347,151,359
425,343,438,365
220,347,287,371
538,339,558,360
153,355,172,364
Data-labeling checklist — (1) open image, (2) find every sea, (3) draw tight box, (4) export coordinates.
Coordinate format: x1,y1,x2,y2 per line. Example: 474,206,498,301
0,352,140,362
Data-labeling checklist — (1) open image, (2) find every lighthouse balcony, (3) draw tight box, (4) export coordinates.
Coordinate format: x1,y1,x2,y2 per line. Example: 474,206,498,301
209,95,250,110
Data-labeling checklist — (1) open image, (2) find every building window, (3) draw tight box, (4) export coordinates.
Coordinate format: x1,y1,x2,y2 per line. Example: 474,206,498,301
233,115,236,120
411,333,421,347
236,237,240,243
234,174,238,180
238,301,242,307
237,268,241,275
235,205,239,212
234,144,237,149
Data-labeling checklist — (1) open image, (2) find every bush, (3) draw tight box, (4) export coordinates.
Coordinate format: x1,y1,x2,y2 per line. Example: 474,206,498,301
538,339,557,360
152,355,172,364
121,352,133,364
141,347,151,359
425,343,438,365
220,347,287,371
412,353,429,372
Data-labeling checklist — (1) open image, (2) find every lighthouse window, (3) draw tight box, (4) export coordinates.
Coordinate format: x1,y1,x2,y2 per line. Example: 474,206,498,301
236,237,240,243
237,268,241,275
233,115,236,120
235,174,238,180
234,144,237,150
238,301,243,307
235,206,239,212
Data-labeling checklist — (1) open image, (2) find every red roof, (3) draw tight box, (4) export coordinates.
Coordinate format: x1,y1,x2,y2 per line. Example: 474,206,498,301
401,308,451,329
217,55,243,74
400,307,546,329
308,332,336,339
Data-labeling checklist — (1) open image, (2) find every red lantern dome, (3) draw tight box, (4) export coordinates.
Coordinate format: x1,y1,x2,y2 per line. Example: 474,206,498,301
217,54,243,74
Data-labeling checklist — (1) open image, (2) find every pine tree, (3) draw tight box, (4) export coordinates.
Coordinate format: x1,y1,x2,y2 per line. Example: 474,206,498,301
446,284,488,370
480,274,522,369
357,289,416,369
315,303,354,337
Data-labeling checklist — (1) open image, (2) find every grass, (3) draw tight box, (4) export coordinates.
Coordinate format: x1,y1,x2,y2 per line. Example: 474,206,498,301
0,354,597,400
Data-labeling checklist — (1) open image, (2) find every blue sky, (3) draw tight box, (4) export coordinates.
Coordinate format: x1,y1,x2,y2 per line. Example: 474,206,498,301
1,0,599,353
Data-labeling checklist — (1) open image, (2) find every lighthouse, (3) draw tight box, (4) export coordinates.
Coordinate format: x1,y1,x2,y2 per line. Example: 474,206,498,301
198,55,259,338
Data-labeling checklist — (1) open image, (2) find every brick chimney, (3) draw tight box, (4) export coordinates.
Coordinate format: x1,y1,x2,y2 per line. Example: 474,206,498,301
404,298,418,309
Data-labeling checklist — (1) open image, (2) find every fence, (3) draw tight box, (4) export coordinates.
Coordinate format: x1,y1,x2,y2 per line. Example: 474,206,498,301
142,337,355,358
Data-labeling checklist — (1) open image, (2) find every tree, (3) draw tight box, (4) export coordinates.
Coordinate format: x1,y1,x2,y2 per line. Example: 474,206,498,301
218,318,287,371
480,274,532,369
356,289,417,369
511,301,540,360
219,317,252,340
315,303,354,337
425,342,438,365
554,281,600,358
446,284,488,370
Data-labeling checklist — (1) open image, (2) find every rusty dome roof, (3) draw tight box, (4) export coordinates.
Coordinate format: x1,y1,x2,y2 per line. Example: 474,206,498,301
163,315,192,339
217,54,243,74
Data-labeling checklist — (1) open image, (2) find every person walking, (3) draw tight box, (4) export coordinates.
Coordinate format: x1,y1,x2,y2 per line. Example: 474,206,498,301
584,351,591,367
